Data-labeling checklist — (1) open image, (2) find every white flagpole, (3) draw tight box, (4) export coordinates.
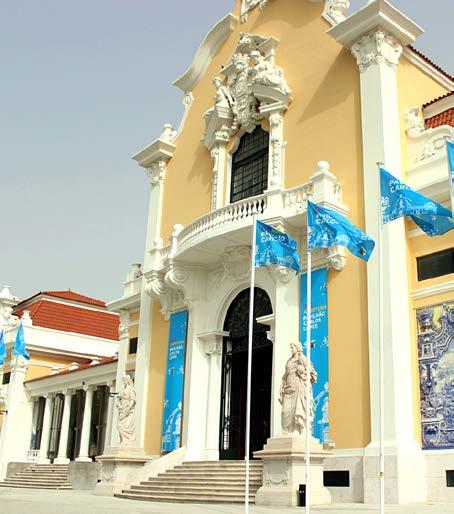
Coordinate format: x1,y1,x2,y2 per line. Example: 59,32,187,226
305,198,312,513
377,161,385,514
245,213,257,514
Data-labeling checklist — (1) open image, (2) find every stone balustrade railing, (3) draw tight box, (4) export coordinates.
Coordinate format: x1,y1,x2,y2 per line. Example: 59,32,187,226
150,181,317,271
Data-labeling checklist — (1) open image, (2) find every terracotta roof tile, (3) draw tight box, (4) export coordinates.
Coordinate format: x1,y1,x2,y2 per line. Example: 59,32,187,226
15,300,119,341
425,108,454,129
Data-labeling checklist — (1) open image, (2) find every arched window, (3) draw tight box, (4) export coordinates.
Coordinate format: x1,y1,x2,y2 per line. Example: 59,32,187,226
230,125,269,203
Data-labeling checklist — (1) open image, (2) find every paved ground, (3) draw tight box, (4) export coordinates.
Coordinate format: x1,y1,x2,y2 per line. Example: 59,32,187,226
0,489,452,514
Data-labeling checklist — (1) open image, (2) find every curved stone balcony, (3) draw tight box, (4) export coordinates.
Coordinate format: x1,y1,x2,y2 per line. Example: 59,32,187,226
148,161,347,273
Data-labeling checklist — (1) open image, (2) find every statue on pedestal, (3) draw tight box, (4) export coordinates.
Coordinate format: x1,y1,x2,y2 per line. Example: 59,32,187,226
279,342,317,436
117,375,136,447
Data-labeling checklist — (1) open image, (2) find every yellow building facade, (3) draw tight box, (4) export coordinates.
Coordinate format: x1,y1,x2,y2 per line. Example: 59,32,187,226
110,0,453,505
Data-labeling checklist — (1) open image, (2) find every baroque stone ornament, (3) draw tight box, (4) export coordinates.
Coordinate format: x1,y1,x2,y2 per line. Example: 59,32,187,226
351,29,403,73
203,33,291,149
323,0,350,25
240,0,268,23
405,106,425,136
117,375,136,447
279,342,317,436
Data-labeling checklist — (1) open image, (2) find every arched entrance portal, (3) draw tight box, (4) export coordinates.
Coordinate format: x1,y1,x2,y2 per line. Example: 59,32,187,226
219,287,273,460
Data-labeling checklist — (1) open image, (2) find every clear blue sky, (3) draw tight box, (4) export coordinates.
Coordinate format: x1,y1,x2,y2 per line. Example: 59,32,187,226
1,1,452,302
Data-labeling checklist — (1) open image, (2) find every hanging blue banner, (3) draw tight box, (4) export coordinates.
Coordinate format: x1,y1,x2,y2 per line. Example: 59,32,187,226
300,268,329,444
161,310,188,453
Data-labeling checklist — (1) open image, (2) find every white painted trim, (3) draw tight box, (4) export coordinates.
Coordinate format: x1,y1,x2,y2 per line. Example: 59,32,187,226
332,448,366,457
26,345,110,361
173,14,238,93
411,281,454,300
17,295,112,315
422,448,454,455
28,323,118,345
28,360,66,370
423,93,454,119
107,292,141,312
403,48,453,92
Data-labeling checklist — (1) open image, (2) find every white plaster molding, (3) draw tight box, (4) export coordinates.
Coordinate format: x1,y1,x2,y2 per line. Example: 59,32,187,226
173,14,238,93
327,0,423,49
198,330,228,356
147,159,167,188
411,281,454,300
267,265,296,284
405,106,425,137
240,0,268,23
322,0,350,26
351,29,403,73
423,93,453,120
403,48,453,91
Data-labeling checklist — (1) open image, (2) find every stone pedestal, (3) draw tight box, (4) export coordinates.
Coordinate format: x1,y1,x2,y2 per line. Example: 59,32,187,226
94,446,148,496
254,435,332,507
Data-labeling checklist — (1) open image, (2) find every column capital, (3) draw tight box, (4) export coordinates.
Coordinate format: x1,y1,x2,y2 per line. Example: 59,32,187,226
267,265,296,285
327,0,423,61
198,330,229,356
82,384,96,393
43,392,56,400
351,29,403,73
62,388,76,397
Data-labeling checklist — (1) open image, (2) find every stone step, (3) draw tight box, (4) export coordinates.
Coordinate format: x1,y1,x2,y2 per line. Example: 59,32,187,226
13,472,68,477
142,478,262,486
0,482,72,490
131,484,261,493
181,461,262,466
5,476,68,484
116,491,255,503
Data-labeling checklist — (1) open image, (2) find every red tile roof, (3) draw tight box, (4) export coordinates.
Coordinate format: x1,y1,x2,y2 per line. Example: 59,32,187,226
425,109,454,129
21,290,107,308
408,46,454,83
25,356,118,383
15,300,119,341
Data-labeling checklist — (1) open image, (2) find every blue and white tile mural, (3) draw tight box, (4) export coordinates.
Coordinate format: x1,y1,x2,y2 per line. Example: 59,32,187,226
417,302,454,450
161,310,189,453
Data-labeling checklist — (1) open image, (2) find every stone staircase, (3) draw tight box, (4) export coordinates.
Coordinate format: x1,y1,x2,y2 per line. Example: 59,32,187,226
0,464,72,490
116,460,263,504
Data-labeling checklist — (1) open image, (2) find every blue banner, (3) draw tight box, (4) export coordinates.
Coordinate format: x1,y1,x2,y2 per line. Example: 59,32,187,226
300,268,329,444
161,310,188,453
255,220,301,273
380,167,454,236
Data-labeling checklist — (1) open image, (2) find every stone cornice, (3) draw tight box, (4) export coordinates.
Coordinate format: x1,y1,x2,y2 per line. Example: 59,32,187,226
173,14,238,93
132,139,175,169
327,0,423,49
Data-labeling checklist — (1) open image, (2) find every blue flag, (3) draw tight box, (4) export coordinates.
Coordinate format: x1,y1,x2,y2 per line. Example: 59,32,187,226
0,331,6,366
447,141,454,217
255,220,301,273
308,201,375,262
380,168,454,236
13,322,30,360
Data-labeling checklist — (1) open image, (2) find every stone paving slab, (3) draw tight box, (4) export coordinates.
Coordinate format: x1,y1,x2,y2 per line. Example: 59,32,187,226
0,489,452,514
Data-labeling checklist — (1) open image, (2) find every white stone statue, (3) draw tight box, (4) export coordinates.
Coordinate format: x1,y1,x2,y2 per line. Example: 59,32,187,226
213,77,234,108
117,375,136,447
279,342,317,436
250,51,291,93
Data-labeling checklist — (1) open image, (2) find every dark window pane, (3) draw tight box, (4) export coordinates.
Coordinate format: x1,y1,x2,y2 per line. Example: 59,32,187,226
417,249,454,281
230,126,269,203
129,337,138,355
323,471,350,487
2,372,11,385
447,470,454,487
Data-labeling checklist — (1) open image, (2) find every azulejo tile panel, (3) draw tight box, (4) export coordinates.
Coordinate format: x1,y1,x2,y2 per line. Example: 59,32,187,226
417,301,454,449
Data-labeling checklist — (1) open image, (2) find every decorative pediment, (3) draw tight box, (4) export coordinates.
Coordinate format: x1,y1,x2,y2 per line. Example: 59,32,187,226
203,33,291,150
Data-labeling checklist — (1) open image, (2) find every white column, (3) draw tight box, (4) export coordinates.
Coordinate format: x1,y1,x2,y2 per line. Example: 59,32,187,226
267,267,300,438
133,140,174,449
110,315,129,447
104,382,115,450
76,385,95,462
329,5,425,504
199,331,228,460
0,356,31,478
55,390,74,464
267,109,286,191
38,394,54,463
210,141,228,209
